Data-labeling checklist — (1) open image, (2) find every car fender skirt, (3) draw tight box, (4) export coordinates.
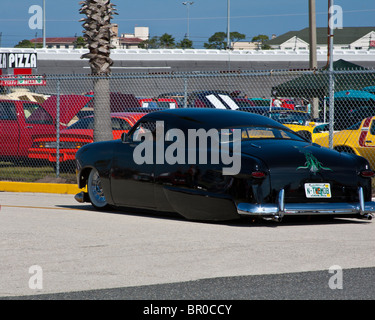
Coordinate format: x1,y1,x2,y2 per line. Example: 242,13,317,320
237,188,375,219
163,186,239,221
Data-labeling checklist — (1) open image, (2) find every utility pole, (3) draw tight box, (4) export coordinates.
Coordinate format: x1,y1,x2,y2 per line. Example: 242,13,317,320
309,0,317,69
328,0,335,149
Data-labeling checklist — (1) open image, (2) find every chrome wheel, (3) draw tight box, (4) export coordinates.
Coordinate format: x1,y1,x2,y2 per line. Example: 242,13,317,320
87,168,108,209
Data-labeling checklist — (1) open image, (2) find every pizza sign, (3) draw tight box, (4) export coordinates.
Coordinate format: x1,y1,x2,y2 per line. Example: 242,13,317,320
0,53,7,69
0,53,38,69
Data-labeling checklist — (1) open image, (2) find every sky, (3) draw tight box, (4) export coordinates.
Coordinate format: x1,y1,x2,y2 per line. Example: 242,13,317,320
0,0,374,48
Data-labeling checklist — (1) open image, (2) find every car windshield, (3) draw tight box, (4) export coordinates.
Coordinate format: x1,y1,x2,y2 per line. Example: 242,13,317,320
346,122,362,130
68,117,94,129
219,126,306,142
313,124,329,133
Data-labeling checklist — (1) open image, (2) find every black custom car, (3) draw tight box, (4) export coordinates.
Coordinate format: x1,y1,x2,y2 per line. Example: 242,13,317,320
75,109,375,222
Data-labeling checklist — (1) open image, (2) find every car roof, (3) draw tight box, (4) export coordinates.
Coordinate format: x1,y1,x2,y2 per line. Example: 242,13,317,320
142,108,286,129
79,112,144,118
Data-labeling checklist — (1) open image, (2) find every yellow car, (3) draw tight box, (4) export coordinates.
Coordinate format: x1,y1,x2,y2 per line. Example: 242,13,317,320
313,117,375,170
285,122,329,143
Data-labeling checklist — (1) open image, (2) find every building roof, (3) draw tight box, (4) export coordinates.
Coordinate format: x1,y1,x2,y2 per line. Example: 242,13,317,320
119,37,144,45
267,27,375,45
30,37,78,44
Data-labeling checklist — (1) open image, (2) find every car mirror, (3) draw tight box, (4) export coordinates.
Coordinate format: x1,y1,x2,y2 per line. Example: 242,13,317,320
121,132,129,143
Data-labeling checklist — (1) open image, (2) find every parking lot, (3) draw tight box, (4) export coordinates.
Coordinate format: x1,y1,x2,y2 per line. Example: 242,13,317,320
1,191,375,299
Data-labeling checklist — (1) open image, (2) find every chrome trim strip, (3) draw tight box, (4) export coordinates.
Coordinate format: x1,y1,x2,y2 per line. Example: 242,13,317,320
278,188,285,213
359,186,365,215
237,188,375,218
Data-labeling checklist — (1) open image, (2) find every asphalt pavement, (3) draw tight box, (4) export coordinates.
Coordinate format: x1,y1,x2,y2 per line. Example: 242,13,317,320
1,192,375,300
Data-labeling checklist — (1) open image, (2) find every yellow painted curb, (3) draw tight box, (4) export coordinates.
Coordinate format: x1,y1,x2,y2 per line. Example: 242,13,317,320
0,182,84,195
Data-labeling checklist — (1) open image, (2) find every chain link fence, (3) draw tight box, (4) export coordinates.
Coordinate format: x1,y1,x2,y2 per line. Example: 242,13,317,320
1,67,375,183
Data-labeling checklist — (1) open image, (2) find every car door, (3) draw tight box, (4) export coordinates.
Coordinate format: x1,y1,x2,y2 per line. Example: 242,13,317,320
0,101,19,157
18,102,55,157
110,120,156,209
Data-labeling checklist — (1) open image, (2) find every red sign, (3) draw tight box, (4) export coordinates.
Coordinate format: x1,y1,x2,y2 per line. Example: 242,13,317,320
0,75,46,87
13,68,32,75
370,40,375,48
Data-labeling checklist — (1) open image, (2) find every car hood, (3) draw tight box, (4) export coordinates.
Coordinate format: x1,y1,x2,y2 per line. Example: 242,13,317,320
41,95,92,124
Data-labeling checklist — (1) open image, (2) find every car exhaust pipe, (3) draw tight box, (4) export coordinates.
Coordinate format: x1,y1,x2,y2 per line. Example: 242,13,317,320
74,191,89,203
359,213,373,220
74,192,85,203
262,215,283,222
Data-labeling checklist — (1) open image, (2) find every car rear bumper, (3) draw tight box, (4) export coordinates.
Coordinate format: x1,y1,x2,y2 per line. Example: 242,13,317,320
237,187,375,221
28,149,76,162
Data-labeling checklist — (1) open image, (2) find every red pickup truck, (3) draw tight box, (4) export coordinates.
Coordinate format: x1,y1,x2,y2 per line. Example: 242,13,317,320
0,95,91,160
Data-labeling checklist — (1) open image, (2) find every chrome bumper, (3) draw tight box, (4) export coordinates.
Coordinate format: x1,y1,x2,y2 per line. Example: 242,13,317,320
237,188,375,221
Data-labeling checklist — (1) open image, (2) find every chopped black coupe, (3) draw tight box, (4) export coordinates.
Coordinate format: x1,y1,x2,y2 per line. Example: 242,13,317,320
75,109,375,222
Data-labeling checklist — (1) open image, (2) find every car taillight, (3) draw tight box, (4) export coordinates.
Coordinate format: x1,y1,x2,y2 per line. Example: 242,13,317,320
251,171,266,179
32,141,45,148
360,170,375,178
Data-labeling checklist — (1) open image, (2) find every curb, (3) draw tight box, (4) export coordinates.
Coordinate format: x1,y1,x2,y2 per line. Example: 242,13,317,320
0,182,82,195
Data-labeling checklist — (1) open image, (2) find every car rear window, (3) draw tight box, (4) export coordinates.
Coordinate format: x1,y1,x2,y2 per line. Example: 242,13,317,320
221,126,306,142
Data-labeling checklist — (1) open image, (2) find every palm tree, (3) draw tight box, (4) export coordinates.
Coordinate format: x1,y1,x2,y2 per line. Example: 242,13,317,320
79,0,117,142
177,38,193,49
159,33,175,48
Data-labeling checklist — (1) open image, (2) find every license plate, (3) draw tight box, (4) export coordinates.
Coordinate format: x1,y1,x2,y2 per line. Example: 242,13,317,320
45,142,57,148
304,183,331,198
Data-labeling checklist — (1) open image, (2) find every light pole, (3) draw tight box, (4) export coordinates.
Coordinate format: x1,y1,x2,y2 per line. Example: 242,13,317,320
42,0,46,48
182,1,194,40
227,0,230,49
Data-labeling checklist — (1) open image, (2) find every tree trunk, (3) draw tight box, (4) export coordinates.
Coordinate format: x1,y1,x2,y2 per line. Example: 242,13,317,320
79,0,117,142
93,78,112,142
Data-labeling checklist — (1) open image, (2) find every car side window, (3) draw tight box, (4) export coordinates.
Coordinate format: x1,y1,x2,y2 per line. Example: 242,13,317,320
0,101,17,120
131,120,157,141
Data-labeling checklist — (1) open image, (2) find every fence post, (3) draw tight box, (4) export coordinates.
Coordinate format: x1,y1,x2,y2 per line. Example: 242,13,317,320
328,70,335,150
56,79,61,177
183,76,188,108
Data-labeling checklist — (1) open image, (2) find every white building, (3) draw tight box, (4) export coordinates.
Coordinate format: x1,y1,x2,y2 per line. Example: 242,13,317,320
119,27,149,49
231,42,259,50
